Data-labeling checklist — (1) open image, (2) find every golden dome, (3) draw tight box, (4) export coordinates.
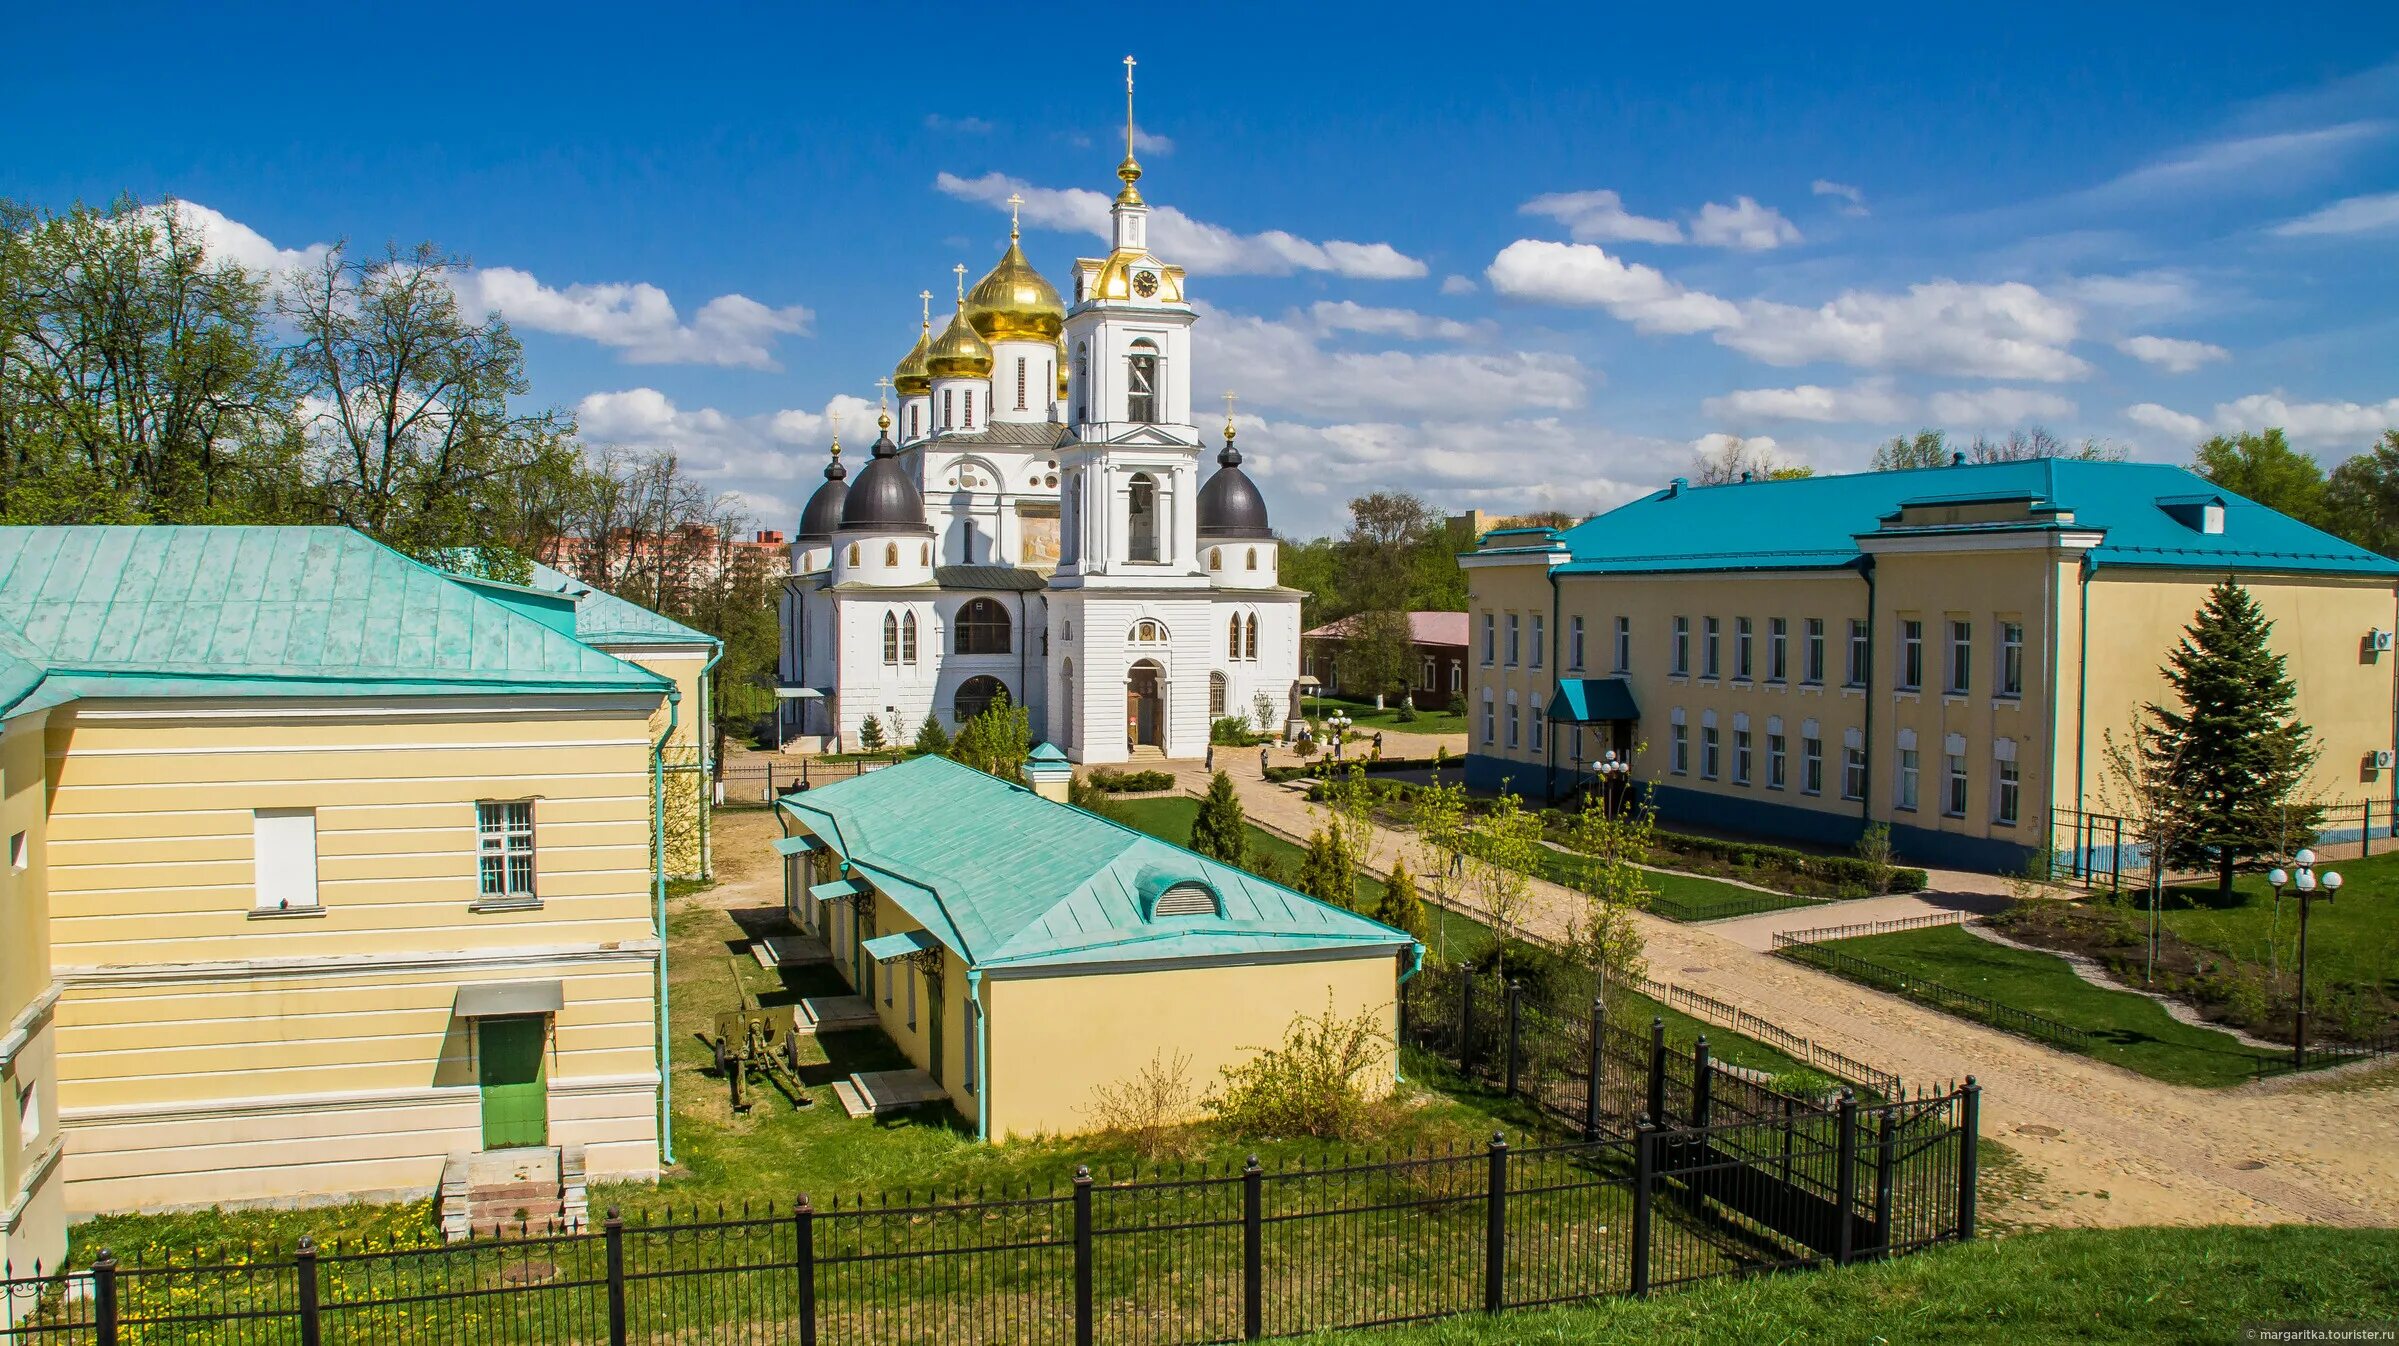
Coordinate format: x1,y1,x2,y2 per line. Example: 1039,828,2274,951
925,302,993,380
892,323,932,397
1054,334,1069,398
964,234,1066,344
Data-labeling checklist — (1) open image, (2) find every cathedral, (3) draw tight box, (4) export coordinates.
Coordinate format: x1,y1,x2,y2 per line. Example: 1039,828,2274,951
774,109,1302,763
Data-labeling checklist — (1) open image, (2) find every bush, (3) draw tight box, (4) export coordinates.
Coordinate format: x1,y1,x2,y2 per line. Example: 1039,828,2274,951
1210,716,1261,746
1188,771,1250,868
910,713,951,757
1208,996,1391,1141
1088,767,1175,793
1085,1050,1201,1161
856,715,887,753
1393,699,1419,723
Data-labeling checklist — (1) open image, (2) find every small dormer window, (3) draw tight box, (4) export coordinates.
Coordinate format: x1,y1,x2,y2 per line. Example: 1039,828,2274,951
1151,882,1218,918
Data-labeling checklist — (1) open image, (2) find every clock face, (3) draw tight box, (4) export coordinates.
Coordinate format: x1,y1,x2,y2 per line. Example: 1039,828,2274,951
1132,269,1159,298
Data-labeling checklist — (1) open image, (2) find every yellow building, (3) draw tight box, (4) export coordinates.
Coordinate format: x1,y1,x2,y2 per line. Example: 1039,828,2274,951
774,749,1417,1139
0,526,681,1249
1464,458,2399,870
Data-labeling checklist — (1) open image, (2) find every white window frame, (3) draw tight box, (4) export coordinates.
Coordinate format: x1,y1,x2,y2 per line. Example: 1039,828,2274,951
1805,618,1825,685
1481,613,1496,666
1842,746,1867,802
1946,620,1972,695
1733,729,1752,786
1996,759,2021,826
1768,618,1787,682
1899,619,1924,691
1614,617,1631,674
252,807,320,913
1701,726,1720,780
1671,722,1689,775
477,800,538,904
1802,737,1823,795
1767,733,1787,789
1999,621,2025,699
1846,619,1869,688
1505,613,1521,668
1945,753,1969,818
1568,616,1585,671
1505,689,1520,749
1703,617,1721,679
1898,748,1920,811
1530,614,1545,670
1672,616,1690,675
1735,617,1753,680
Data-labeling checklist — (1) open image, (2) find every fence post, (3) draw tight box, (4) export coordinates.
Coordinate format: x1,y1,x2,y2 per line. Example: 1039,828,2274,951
1871,1111,1897,1259
1833,1090,1859,1266
1629,1122,1654,1298
295,1236,321,1346
605,1207,628,1346
1957,1077,1981,1241
795,1198,817,1346
1073,1165,1095,1346
2367,798,2376,858
1242,1157,1264,1341
1503,981,1523,1099
1582,997,1605,1141
1458,973,1477,1073
2110,816,2122,895
1646,1018,1667,1125
91,1249,118,1346
1482,1133,1508,1313
1689,1036,1713,1130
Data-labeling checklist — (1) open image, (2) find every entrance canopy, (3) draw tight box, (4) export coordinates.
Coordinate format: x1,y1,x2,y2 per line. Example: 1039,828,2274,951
862,928,944,963
1548,676,1639,724
453,980,564,1018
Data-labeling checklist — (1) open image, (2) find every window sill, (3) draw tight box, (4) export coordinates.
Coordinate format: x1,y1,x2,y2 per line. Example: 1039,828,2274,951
472,897,545,914
1993,697,2023,710
1894,690,1922,703
1943,693,1969,705
248,906,326,921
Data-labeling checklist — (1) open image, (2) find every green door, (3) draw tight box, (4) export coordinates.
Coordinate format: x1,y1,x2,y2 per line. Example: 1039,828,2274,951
478,1016,549,1149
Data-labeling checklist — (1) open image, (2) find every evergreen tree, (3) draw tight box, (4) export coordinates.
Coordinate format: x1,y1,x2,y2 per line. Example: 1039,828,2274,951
1298,825,1358,910
855,714,887,754
1188,771,1251,868
1372,858,1426,941
2142,581,2321,897
911,713,951,757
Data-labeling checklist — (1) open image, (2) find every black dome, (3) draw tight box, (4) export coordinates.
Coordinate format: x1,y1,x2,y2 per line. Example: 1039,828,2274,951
796,446,849,542
1197,434,1272,538
837,424,932,534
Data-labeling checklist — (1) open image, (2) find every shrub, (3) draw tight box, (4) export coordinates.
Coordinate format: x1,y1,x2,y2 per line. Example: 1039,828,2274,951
1086,1049,1202,1161
1189,771,1250,868
1855,823,1897,896
856,715,887,753
1373,858,1426,940
1210,716,1261,746
1088,767,1175,793
1208,996,1391,1141
1393,699,1420,723
911,713,951,757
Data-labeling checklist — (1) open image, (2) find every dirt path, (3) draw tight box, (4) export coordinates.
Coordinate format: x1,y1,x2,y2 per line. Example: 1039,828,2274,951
1177,755,2399,1232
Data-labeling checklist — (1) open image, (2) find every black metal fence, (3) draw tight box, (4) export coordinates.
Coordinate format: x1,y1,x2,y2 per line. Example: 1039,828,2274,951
2051,797,2399,891
1772,930,2094,1050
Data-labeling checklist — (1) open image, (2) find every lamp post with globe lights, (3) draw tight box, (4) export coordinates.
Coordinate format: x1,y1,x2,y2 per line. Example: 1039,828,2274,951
1596,750,1632,817
2266,849,2343,1068
1325,709,1352,762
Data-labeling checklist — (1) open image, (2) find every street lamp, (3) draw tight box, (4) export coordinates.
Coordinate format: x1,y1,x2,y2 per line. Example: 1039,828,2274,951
2266,848,2343,1068
1325,709,1353,761
1597,749,1632,817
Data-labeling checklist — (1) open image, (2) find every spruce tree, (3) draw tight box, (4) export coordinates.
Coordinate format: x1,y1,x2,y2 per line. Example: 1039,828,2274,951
911,713,951,757
856,714,887,754
2141,580,2321,897
1373,858,1426,940
1298,825,1358,909
1188,770,1251,868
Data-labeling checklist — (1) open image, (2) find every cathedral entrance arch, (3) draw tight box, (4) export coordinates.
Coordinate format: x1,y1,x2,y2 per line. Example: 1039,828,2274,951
955,675,1009,723
1126,660,1165,750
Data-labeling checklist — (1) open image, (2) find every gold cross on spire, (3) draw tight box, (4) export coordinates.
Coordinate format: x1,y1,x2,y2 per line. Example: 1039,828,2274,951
918,289,933,329
1123,55,1138,159
873,377,892,414
1005,192,1024,239
1222,390,1238,439
829,406,843,450
953,262,967,302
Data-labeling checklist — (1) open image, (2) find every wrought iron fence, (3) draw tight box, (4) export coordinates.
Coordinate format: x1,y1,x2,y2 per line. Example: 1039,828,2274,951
1773,912,1969,945
2051,797,2399,890
1772,931,2094,1050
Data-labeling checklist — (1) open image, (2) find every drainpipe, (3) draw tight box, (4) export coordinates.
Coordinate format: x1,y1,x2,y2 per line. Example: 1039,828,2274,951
1546,566,1563,803
698,643,725,880
652,687,681,1168
2073,555,2094,821
1859,557,1878,832
1394,942,1425,1085
1017,590,1032,734
969,968,989,1141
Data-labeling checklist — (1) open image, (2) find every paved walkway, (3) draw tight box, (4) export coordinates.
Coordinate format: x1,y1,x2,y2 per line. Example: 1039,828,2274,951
1168,753,2399,1232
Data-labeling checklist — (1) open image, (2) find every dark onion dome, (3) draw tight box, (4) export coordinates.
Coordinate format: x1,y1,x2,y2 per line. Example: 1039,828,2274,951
796,440,849,542
1197,424,1272,538
837,417,932,534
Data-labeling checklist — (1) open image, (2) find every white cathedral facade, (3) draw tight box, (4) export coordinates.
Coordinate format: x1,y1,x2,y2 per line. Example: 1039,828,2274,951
775,135,1302,763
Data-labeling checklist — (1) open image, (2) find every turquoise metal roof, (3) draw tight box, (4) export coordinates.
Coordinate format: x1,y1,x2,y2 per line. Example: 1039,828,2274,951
1550,676,1639,723
0,526,671,716
524,562,718,648
777,754,1415,974
1551,459,2399,578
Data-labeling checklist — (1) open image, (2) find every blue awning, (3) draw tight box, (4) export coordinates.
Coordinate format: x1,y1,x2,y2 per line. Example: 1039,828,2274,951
773,834,825,856
806,878,865,903
1549,677,1639,724
862,928,943,962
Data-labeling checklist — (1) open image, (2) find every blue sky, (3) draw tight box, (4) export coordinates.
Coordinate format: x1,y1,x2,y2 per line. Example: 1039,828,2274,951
8,3,2397,537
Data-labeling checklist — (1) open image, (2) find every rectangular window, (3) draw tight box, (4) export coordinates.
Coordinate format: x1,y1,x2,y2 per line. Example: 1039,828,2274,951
1846,620,1869,688
1505,698,1520,749
1481,613,1496,665
1769,618,1787,682
1672,723,1689,775
1672,617,1690,675
1703,617,1721,678
1897,749,1920,811
1946,620,1972,695
1530,615,1545,669
1735,618,1753,679
1843,747,1868,802
1614,617,1631,673
1805,619,1826,685
1899,619,1924,691
1946,753,1969,817
1767,734,1787,789
1997,760,2021,825
1450,663,1462,693
1802,737,1823,795
1531,698,1546,752
476,801,537,903
7,830,22,870
1701,726,1720,780
1481,698,1496,745
1999,621,2024,699
253,807,320,912
1506,613,1521,667
15,1075,36,1146
1015,357,1028,411
1421,655,1436,689
1733,729,1752,785
1568,616,1585,671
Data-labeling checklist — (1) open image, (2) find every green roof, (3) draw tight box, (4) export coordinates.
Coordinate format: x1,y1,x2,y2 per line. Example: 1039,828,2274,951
525,562,718,648
0,526,671,716
1549,458,2399,579
778,754,1415,974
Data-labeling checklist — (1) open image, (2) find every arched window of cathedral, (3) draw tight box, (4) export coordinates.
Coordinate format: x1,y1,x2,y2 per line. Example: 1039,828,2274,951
1245,614,1260,661
884,542,899,568
954,675,1009,723
1073,342,1089,423
882,611,900,665
1125,339,1160,423
1209,670,1228,717
901,612,919,663
1227,614,1241,656
1130,618,1168,645
1209,547,1221,571
1061,657,1076,745
920,542,930,566
1246,547,1258,571
847,543,860,567
1127,473,1160,563
955,598,1011,655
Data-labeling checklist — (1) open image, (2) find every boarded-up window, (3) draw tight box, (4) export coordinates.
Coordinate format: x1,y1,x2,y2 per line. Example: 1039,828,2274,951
253,807,320,911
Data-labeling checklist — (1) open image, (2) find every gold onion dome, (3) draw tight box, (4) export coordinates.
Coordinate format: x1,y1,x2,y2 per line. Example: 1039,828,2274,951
924,302,993,379
964,234,1066,344
892,323,932,397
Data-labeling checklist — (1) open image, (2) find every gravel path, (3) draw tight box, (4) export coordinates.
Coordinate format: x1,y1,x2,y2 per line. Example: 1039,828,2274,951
1189,752,2399,1231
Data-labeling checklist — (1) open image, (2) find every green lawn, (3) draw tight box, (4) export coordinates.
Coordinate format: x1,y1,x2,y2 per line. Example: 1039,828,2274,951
2161,849,2399,1004
1302,693,1469,737
1826,925,2284,1087
1518,841,1817,922
1291,1225,2399,1346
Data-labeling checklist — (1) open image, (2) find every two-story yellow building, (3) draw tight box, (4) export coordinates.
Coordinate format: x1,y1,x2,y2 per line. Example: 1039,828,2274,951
1464,457,2399,870
0,526,683,1268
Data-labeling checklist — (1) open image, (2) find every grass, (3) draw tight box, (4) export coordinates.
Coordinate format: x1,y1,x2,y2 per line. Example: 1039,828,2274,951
1302,693,1469,737
2160,849,2399,1003
1824,925,2284,1088
1288,1225,2399,1346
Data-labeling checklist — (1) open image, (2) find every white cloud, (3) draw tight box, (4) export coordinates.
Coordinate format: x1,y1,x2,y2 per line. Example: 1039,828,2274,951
2271,190,2399,237
2062,270,2199,316
575,387,883,523
1237,413,1666,534
1811,179,1869,217
160,200,329,277
2124,392,2399,447
1925,387,2077,426
454,268,811,370
1441,274,1478,296
1488,239,2089,381
2116,335,2229,374
1703,381,1911,425
936,171,1426,280
1519,190,1684,245
1304,300,1488,342
1195,306,1583,422
1132,126,1174,155
924,113,995,134
2077,121,2390,206
1690,196,1802,250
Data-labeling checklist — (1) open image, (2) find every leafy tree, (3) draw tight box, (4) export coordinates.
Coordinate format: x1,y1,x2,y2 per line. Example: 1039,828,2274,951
1872,430,1950,471
1966,426,2124,463
1405,777,1471,941
1188,770,1250,868
2193,429,2328,531
2141,581,2321,898
949,690,1031,783
911,713,951,757
1336,608,1417,708
1373,856,1427,941
856,714,887,754
1693,435,1812,484
2099,717,2191,982
1564,779,1653,986
1339,491,1440,614
2323,430,2399,557
1277,533,1343,628
1460,791,1543,974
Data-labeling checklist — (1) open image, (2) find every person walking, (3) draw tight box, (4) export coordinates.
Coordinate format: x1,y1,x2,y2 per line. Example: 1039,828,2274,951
1373,731,1385,760
1259,745,1270,777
